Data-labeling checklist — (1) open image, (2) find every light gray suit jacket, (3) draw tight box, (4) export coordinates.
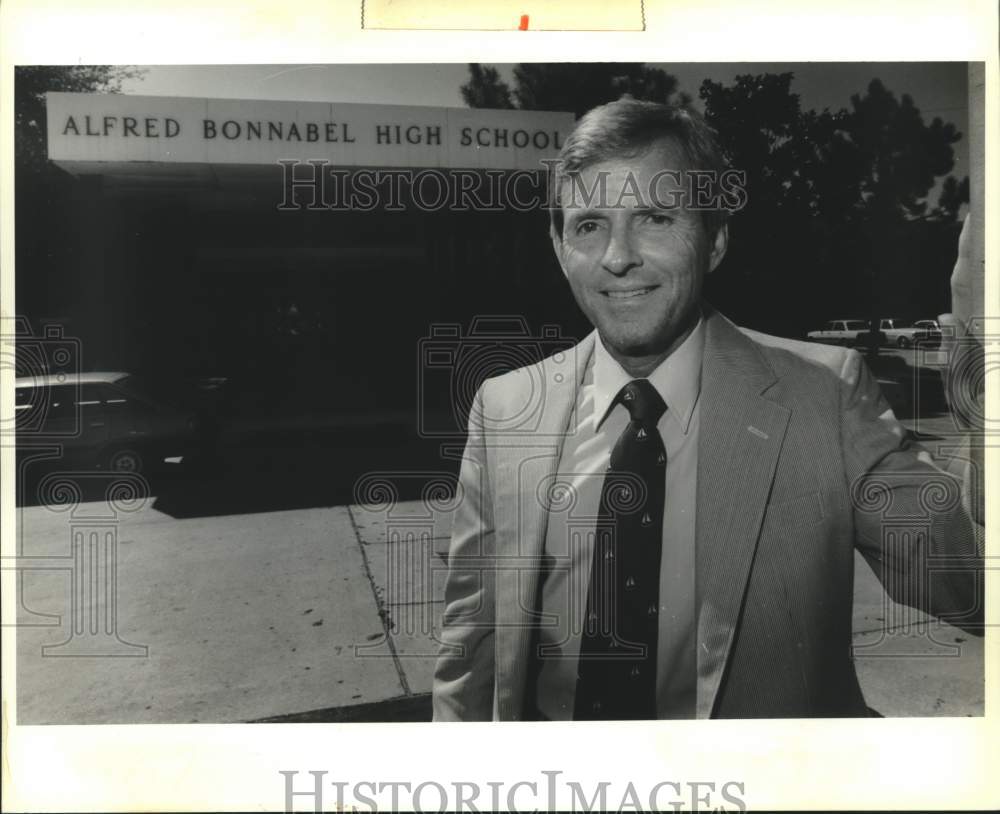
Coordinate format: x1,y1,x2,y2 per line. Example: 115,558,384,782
432,306,983,720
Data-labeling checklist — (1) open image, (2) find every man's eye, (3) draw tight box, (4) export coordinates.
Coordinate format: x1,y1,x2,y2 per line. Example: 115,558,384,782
645,212,674,225
575,220,600,235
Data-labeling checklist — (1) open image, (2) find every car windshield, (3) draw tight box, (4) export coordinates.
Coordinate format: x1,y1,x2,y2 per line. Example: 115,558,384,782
845,321,868,330
886,319,912,328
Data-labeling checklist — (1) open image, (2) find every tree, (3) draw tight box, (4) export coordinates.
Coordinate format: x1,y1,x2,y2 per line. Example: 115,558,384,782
459,64,513,109
15,65,145,169
461,63,690,116
934,175,969,221
847,79,961,222
844,79,962,356
15,66,146,327
699,73,860,334
699,73,964,338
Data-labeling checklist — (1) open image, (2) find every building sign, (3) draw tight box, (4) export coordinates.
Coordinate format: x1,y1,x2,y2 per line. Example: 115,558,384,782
46,93,575,171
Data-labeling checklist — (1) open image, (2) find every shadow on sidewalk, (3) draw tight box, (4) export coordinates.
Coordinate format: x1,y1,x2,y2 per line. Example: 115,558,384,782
16,428,460,520
251,693,432,723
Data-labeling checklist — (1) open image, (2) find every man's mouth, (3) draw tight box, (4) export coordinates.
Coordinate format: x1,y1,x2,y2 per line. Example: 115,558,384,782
602,286,658,300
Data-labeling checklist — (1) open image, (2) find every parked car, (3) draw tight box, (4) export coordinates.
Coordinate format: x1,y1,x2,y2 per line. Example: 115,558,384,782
911,319,943,348
878,318,943,348
879,318,913,347
807,319,886,348
15,372,201,473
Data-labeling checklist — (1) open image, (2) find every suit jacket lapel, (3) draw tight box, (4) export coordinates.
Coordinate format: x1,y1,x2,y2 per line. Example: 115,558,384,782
695,309,791,718
493,332,596,719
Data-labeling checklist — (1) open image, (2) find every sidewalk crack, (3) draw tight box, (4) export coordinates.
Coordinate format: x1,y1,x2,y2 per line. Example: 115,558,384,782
346,505,411,696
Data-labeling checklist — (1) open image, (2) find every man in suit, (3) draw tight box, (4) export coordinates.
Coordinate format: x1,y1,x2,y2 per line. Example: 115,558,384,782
432,98,984,720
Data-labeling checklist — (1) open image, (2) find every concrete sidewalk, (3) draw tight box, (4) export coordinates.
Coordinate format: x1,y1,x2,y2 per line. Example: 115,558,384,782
15,487,982,723
15,502,410,723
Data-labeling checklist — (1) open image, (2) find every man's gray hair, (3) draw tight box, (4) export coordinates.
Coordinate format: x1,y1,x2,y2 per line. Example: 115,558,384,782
549,97,730,238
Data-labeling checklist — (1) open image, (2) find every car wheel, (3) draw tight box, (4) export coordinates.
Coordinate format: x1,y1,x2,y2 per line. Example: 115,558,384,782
108,448,144,473
897,336,911,349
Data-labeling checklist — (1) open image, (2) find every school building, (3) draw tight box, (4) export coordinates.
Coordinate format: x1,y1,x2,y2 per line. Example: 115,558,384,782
26,92,580,433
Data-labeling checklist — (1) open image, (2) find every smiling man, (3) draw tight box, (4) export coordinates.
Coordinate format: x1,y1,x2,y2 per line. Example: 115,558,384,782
554,139,727,378
432,98,984,721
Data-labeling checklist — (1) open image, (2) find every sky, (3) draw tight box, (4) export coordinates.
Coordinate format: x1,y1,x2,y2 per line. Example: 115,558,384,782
119,61,971,188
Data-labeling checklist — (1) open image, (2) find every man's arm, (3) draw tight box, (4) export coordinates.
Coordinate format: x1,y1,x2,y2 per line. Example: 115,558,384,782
938,213,985,526
843,349,984,633
432,385,497,721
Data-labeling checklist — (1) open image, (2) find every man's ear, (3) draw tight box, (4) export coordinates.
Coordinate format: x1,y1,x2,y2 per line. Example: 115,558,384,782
708,222,729,273
550,222,569,279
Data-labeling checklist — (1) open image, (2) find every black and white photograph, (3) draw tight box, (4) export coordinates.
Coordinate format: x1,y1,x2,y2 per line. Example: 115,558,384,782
10,59,986,726
1,2,996,809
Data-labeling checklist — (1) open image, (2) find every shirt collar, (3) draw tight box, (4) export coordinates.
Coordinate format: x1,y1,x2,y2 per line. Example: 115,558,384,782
592,315,705,435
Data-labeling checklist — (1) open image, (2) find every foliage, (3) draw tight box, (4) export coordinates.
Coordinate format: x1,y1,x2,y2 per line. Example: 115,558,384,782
847,79,961,221
698,73,965,335
935,175,970,220
461,63,690,117
15,65,145,168
459,64,513,110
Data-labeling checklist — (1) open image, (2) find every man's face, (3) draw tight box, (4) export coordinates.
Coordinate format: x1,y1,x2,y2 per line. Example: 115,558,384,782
551,140,728,364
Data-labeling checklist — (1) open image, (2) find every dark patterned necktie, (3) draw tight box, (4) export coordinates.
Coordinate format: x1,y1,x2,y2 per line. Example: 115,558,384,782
574,378,667,720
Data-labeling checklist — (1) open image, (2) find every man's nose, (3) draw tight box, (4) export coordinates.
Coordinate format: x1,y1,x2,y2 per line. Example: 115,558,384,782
600,222,642,276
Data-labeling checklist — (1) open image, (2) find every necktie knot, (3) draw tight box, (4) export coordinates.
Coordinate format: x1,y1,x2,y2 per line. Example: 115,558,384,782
617,379,667,426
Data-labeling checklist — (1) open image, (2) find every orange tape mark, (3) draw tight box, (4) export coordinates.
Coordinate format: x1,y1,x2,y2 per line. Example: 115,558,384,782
519,14,529,30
